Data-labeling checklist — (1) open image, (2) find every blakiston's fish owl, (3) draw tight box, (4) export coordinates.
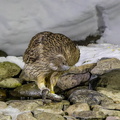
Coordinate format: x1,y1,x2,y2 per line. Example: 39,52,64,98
20,31,80,99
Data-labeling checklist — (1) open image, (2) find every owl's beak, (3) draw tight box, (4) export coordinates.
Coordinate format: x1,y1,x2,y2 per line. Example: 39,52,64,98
61,65,70,71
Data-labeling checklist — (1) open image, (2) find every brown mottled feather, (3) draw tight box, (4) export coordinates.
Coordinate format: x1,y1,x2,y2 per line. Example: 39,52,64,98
21,31,80,91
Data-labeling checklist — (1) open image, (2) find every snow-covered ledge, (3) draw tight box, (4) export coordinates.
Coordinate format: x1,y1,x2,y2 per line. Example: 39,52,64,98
0,0,120,55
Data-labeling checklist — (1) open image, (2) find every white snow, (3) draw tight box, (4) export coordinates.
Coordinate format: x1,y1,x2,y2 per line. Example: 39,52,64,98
0,0,120,55
76,43,120,66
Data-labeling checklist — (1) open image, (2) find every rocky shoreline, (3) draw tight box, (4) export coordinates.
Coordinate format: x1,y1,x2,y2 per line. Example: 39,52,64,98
0,54,120,120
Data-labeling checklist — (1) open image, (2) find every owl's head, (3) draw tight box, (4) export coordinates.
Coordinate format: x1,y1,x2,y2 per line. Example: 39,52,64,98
49,54,70,71
65,45,80,66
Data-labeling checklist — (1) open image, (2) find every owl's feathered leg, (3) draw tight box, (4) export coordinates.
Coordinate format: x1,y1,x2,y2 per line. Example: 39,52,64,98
46,72,63,101
49,72,59,93
37,74,50,100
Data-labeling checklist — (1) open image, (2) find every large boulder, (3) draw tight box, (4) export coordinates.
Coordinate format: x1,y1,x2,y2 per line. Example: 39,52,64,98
57,72,90,90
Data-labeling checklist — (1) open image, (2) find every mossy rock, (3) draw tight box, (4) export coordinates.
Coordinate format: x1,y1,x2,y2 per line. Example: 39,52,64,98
0,62,21,80
0,78,22,88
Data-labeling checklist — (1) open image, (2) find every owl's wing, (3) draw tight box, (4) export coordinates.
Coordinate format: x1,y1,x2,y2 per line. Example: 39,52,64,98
23,46,40,64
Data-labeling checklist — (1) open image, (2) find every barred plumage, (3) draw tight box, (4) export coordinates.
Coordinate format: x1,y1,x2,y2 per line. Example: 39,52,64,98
20,31,80,99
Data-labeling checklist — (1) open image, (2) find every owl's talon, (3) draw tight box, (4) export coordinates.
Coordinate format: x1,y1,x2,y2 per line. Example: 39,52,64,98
42,88,50,100
47,93,63,102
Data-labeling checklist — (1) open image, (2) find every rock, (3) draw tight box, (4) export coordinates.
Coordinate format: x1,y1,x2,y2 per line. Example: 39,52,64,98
91,58,120,75
97,69,120,90
72,111,106,120
0,78,22,88
65,103,90,116
51,63,95,91
106,116,120,120
68,63,97,74
10,82,41,98
69,89,114,105
34,100,70,115
0,114,12,120
0,50,7,57
97,87,120,103
62,100,70,111
16,112,37,120
7,99,43,112
34,112,65,120
0,62,21,80
103,103,120,110
0,101,7,109
0,89,6,101
93,105,120,117
57,72,90,90
64,86,88,98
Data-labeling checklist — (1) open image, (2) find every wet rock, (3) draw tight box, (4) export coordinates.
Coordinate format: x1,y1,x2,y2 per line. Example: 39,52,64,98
0,114,12,120
34,100,70,115
97,69,120,90
0,62,21,80
10,82,41,98
7,99,43,112
97,87,120,103
34,112,65,120
0,89,6,101
65,103,90,116
106,116,120,120
0,78,22,88
57,72,90,90
0,50,8,57
0,101,7,109
69,89,114,105
73,111,105,120
16,112,37,120
91,58,120,75
93,105,120,117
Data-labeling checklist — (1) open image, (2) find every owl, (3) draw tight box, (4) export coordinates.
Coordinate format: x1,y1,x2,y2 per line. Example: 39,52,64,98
20,31,80,100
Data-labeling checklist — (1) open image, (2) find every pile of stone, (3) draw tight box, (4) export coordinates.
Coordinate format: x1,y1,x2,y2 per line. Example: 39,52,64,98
0,57,120,120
